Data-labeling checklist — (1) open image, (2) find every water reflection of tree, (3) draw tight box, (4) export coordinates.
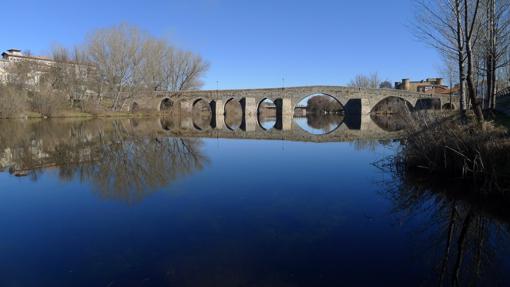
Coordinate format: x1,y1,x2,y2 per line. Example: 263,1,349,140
352,139,394,152
0,119,208,203
382,168,510,286
370,113,412,132
306,113,344,133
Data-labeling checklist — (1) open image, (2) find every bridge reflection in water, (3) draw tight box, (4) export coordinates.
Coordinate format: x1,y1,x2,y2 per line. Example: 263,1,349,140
0,114,404,199
161,112,408,143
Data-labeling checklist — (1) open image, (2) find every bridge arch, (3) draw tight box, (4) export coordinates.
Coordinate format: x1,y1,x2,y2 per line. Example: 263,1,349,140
293,93,344,135
293,93,344,112
293,115,344,135
224,98,243,130
159,117,175,131
192,98,213,131
371,96,414,114
257,98,278,130
159,97,173,111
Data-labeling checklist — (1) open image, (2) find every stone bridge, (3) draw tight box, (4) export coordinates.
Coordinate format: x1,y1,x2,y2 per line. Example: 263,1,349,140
132,85,456,130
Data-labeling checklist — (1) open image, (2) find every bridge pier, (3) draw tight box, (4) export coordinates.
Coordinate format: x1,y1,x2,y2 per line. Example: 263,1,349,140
344,98,372,115
213,100,225,130
180,115,194,130
282,98,293,115
282,113,292,130
241,98,257,131
361,99,371,114
242,98,257,116
180,100,193,115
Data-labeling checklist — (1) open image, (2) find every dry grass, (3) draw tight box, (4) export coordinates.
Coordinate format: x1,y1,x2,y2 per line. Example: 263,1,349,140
395,112,510,193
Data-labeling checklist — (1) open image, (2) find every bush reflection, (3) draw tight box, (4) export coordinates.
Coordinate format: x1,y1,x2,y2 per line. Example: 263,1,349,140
382,163,510,286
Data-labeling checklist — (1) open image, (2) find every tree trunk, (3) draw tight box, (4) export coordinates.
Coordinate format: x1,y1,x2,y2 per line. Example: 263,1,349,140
486,0,497,111
464,0,484,122
455,0,467,117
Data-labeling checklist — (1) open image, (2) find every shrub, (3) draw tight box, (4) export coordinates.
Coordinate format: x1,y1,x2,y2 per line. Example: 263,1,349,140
394,113,510,193
30,89,69,117
80,97,104,114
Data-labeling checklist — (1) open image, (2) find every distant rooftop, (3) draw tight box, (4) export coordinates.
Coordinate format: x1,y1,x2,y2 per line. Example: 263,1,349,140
6,48,23,56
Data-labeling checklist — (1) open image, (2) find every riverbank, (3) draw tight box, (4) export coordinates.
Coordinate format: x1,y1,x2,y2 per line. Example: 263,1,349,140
392,112,510,194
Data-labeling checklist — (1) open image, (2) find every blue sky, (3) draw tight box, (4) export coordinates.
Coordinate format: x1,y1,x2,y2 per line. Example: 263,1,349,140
1,0,440,90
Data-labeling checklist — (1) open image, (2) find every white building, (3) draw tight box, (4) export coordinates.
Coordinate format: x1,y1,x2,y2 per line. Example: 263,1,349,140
0,48,95,93
0,49,57,85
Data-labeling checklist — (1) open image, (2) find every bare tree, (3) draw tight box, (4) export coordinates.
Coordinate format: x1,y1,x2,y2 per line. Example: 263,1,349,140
463,0,485,121
48,45,96,105
348,73,381,89
479,0,510,110
414,0,488,121
140,39,169,91
1,24,210,115
414,0,469,116
85,24,209,110
164,49,209,92
85,24,147,111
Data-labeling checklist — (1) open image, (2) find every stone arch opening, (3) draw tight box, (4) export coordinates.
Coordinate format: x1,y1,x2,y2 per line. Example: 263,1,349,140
293,93,344,135
160,98,173,111
224,98,242,130
257,98,277,130
371,96,414,114
192,99,212,131
294,93,344,114
442,102,455,110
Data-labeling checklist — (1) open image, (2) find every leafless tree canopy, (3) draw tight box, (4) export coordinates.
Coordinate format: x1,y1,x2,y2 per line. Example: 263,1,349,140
414,0,510,120
0,24,209,116
85,24,209,110
348,73,383,89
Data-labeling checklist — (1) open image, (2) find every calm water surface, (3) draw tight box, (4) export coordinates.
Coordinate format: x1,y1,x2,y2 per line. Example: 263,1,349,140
0,118,508,286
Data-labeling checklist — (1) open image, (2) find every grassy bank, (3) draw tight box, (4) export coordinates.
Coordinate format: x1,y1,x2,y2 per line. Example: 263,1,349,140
393,113,510,194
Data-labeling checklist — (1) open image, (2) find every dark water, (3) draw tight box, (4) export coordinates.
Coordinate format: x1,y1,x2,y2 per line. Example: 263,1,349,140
0,118,508,287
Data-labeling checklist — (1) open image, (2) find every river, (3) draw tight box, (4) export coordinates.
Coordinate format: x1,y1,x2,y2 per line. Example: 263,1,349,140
0,116,508,286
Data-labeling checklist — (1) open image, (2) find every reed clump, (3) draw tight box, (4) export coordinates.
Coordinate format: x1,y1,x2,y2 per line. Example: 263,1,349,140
395,113,510,193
